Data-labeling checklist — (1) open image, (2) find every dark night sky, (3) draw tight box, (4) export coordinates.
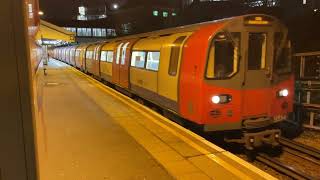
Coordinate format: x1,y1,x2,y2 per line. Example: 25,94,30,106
39,0,124,20
39,0,178,20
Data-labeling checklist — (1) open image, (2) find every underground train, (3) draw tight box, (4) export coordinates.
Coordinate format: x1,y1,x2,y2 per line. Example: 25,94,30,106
51,14,294,150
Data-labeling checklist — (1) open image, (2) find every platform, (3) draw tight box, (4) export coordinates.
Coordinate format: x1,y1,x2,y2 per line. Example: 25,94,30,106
35,59,276,180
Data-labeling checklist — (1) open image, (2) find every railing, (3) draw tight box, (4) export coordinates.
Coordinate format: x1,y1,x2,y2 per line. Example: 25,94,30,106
294,51,320,130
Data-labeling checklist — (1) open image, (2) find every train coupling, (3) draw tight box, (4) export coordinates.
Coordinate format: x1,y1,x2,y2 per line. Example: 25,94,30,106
225,129,281,150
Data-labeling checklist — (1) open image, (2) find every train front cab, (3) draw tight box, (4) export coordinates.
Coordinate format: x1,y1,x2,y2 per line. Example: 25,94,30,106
179,15,294,150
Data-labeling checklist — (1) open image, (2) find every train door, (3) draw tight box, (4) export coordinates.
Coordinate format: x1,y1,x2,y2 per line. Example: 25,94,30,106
93,45,102,77
112,42,123,85
112,40,137,88
241,27,274,118
119,39,138,88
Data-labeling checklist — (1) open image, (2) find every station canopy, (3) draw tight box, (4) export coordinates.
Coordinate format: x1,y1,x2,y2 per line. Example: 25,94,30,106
36,20,76,46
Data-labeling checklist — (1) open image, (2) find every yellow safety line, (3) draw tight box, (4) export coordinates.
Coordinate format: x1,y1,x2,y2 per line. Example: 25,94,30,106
68,66,276,180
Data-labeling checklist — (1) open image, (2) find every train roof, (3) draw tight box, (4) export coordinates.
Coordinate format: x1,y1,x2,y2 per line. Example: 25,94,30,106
55,14,282,49
99,14,280,42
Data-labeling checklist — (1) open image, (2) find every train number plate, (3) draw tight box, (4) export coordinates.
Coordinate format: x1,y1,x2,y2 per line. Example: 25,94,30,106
273,115,287,122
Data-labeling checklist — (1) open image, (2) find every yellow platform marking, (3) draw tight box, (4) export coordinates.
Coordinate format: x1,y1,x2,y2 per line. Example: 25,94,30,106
66,64,276,180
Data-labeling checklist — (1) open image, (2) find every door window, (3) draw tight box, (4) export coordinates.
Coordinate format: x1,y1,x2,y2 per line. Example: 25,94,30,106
248,33,267,70
121,42,130,65
116,43,123,64
206,32,240,79
86,51,93,59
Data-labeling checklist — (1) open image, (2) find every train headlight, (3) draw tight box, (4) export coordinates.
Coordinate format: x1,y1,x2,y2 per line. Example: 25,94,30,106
278,89,289,97
212,96,221,104
211,95,232,104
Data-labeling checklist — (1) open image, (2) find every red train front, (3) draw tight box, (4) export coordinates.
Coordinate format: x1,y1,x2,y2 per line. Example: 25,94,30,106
179,15,294,149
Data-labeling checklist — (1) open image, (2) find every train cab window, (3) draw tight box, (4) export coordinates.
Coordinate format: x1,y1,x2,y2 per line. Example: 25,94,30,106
107,51,114,63
146,51,160,71
131,51,146,68
169,36,186,76
274,32,292,74
121,42,130,65
101,51,108,62
206,32,240,79
116,43,123,64
248,33,267,70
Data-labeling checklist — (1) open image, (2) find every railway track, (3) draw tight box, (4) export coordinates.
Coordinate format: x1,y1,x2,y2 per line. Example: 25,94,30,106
256,154,313,180
255,138,320,179
279,137,320,160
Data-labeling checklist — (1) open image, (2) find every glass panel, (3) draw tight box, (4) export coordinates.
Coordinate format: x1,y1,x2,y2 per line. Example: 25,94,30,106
86,28,92,36
304,55,320,78
77,28,82,36
86,51,93,59
206,32,240,79
248,33,267,70
169,36,186,76
131,51,146,68
146,52,160,71
100,51,107,61
116,43,123,64
102,29,107,37
153,10,158,16
121,42,130,65
107,51,114,62
274,32,292,74
97,28,102,37
163,11,168,17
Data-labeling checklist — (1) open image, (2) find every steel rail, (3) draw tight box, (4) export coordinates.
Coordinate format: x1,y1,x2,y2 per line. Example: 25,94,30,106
256,154,313,180
279,137,320,160
282,147,320,166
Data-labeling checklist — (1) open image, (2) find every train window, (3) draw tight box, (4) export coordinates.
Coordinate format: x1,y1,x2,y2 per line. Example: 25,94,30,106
146,51,160,71
101,51,108,62
86,51,93,59
107,51,114,63
248,33,267,70
206,32,240,79
169,36,186,76
116,43,123,64
131,51,146,68
75,50,80,58
274,32,292,74
121,42,130,65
